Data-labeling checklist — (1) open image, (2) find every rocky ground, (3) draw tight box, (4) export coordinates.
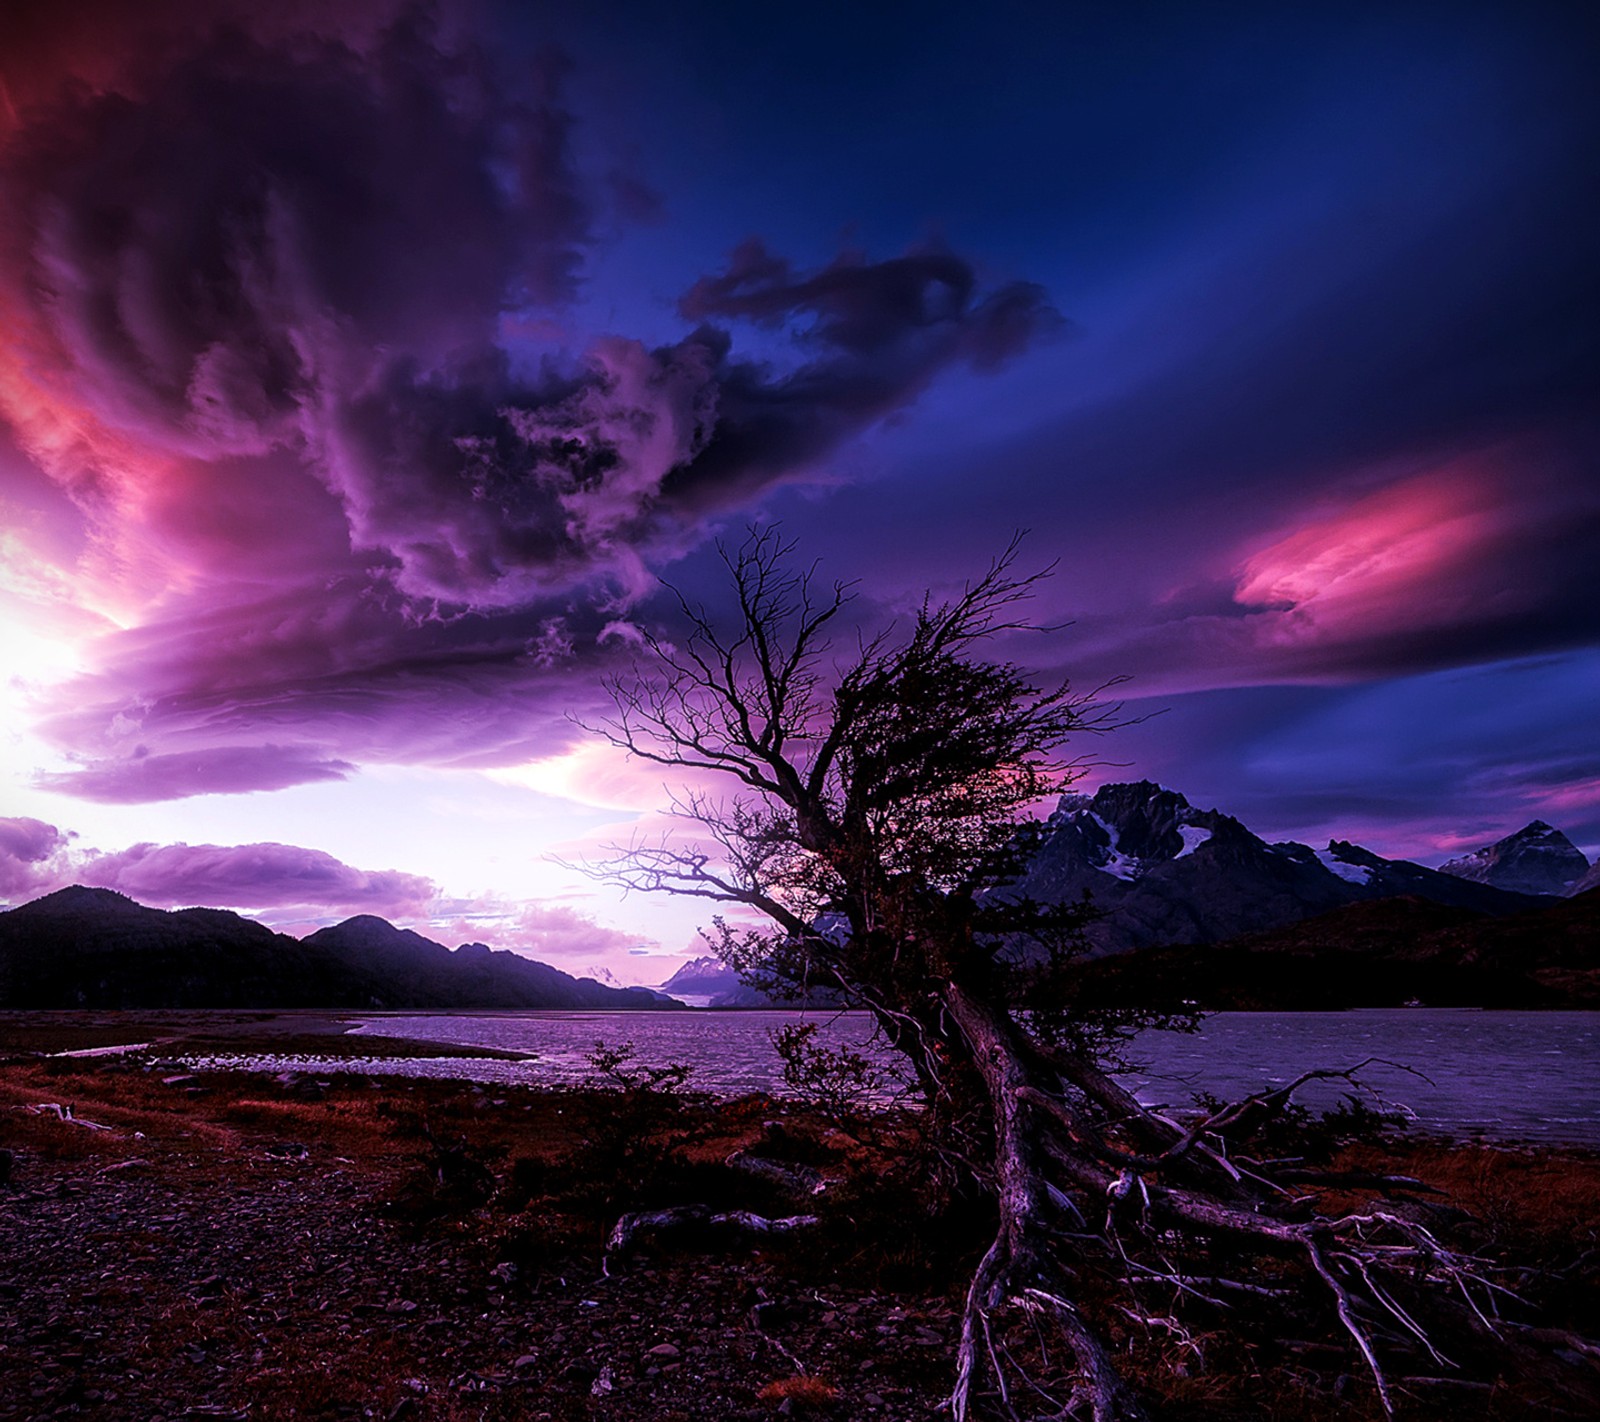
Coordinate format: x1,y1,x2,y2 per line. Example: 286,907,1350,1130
0,1043,966,1422
2,1017,1598,1421
0,1150,952,1422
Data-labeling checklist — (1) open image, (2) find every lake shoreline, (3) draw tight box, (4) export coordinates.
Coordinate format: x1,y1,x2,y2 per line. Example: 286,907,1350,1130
6,1006,1598,1146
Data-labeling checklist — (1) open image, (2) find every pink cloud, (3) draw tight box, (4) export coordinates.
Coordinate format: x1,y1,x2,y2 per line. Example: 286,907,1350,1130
1050,436,1600,697
1232,465,1505,642
35,746,355,804
430,898,653,964
74,840,435,917
0,816,70,896
1524,778,1600,817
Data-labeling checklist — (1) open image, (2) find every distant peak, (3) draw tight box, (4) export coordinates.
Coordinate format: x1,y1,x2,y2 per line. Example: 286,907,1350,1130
308,914,444,950
1055,781,1191,817
1440,819,1586,895
15,884,140,913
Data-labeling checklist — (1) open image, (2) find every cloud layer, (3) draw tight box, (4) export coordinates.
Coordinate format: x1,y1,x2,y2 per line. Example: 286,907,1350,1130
0,9,1057,801
0,813,433,917
74,840,436,918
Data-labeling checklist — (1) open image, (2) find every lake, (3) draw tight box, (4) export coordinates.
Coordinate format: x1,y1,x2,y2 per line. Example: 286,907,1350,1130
171,1007,1600,1146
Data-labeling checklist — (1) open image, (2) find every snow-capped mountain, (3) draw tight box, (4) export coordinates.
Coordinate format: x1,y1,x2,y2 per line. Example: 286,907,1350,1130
1439,821,1591,897
656,955,745,1001
1013,781,1544,954
653,784,1590,983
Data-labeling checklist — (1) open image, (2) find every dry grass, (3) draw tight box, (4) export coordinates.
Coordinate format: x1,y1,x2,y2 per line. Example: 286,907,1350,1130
0,1061,413,1171
757,1374,840,1407
241,1334,420,1421
218,1094,398,1156
1349,1137,1600,1238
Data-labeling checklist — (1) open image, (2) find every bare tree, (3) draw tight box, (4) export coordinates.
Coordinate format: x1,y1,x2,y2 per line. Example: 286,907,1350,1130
583,528,1583,1421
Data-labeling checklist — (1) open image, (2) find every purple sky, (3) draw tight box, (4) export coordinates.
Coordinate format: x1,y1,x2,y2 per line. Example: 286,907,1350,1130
1,0,1596,980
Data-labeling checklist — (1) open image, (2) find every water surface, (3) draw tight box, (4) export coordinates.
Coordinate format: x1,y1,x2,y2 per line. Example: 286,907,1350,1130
175,1008,1600,1145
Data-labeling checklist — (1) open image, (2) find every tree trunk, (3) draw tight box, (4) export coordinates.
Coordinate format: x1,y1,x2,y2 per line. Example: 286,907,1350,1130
942,980,1148,1422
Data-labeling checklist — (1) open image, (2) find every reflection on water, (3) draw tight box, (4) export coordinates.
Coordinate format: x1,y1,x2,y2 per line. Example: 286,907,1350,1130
172,1008,1600,1146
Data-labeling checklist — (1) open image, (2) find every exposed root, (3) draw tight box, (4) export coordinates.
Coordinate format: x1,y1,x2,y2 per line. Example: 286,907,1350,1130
1307,1236,1394,1416
1022,1286,1147,1422
925,982,1578,1420
950,1236,1147,1422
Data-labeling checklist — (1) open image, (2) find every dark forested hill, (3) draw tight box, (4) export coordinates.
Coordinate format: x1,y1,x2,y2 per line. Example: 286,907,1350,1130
1069,889,1600,1010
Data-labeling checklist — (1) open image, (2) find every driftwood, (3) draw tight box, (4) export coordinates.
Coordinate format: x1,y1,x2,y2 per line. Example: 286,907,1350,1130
603,1206,820,1276
724,1148,828,1197
23,1102,117,1131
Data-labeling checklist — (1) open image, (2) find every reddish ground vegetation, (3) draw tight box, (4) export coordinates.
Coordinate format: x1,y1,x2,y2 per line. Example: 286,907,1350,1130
0,1041,1596,1421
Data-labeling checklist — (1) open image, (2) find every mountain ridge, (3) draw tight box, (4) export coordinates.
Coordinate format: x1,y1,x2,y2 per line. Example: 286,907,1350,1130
1012,781,1548,956
662,782,1593,1003
0,887,680,1011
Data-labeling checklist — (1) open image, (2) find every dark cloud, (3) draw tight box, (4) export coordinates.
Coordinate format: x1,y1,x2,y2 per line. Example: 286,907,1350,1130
0,9,1058,613
680,239,1059,366
658,245,1060,515
74,839,435,915
26,569,625,786
327,240,1059,607
325,335,724,606
35,747,355,804
0,15,590,463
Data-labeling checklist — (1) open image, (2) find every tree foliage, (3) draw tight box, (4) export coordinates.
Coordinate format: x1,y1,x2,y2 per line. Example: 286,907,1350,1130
590,527,1137,1067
